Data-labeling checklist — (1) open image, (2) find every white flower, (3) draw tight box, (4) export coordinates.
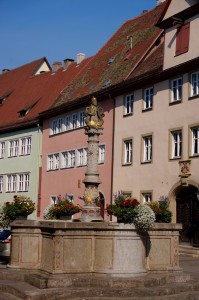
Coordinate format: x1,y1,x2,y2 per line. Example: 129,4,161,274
133,204,155,232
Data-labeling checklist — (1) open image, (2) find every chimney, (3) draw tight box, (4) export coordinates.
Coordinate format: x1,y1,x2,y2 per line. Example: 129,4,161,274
63,58,74,69
156,0,166,5
52,61,62,72
77,53,85,65
2,69,10,74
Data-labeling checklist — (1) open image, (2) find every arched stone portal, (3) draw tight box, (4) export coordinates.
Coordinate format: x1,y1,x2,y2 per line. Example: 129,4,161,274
169,181,199,246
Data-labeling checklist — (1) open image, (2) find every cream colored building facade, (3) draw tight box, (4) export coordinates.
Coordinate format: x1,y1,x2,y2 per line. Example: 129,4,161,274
113,0,199,245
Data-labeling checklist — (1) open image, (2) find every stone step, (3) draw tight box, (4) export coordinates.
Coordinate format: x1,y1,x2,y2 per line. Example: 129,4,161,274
179,245,199,257
0,277,199,299
23,272,191,289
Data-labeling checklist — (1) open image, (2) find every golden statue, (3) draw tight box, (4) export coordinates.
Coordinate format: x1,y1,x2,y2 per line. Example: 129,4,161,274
85,96,104,129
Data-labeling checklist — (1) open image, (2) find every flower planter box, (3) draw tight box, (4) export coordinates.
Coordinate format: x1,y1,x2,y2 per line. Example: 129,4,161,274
8,220,182,276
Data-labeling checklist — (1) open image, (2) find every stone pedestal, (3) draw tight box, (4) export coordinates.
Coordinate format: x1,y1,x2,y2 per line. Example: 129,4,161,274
80,205,102,222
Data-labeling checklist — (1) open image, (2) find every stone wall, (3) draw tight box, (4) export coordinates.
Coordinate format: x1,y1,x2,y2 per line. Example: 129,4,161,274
8,220,182,277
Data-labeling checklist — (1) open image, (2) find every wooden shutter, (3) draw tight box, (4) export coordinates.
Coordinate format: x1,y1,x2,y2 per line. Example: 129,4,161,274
175,23,190,56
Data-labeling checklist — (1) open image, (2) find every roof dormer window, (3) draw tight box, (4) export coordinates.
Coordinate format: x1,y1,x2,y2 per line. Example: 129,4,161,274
18,109,28,118
18,99,38,118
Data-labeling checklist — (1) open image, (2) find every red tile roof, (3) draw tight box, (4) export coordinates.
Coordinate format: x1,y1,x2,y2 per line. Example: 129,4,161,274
0,56,92,131
55,2,166,107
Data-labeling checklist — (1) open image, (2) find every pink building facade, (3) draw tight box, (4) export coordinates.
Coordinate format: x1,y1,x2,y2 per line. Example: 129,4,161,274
40,97,114,219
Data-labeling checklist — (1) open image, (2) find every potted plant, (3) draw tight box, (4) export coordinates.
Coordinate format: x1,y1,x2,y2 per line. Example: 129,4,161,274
147,196,172,223
106,192,155,232
1,195,35,225
43,196,81,220
106,193,140,224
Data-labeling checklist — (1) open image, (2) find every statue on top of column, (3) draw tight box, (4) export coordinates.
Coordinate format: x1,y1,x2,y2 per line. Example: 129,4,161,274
85,96,104,129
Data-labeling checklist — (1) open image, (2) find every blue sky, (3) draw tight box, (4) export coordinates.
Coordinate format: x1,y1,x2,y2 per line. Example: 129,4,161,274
0,0,158,71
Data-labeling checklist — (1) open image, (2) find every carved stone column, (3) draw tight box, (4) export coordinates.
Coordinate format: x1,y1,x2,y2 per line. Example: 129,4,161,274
80,96,104,222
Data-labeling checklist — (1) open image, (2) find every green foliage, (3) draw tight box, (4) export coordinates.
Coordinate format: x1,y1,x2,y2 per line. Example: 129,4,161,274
147,196,172,223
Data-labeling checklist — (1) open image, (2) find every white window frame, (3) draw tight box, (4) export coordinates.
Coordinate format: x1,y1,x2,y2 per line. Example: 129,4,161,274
6,173,29,192
51,120,57,135
20,138,26,156
124,94,134,115
68,150,75,167
171,77,182,102
65,115,71,131
144,87,153,110
61,152,68,169
7,174,17,192
72,113,78,129
24,174,30,191
12,174,17,192
19,137,32,156
191,71,199,97
47,153,59,170
79,111,85,127
50,195,57,205
123,139,132,165
57,118,62,133
77,148,87,166
142,193,152,203
67,194,74,202
98,144,105,164
171,130,182,159
191,127,199,156
8,140,14,157
18,174,24,191
14,140,19,156
0,142,5,159
18,173,29,192
143,136,152,162
7,175,12,192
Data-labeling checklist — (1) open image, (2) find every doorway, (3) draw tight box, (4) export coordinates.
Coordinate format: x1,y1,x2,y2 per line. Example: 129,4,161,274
176,185,199,246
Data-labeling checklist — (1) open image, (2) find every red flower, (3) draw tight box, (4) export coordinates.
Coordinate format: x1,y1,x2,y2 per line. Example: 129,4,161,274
13,195,17,199
132,199,139,206
6,202,10,205
124,199,131,207
120,201,125,207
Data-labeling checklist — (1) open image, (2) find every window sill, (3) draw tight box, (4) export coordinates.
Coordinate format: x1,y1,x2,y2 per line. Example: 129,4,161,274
141,161,152,164
188,95,199,101
169,100,182,106
189,154,199,159
169,157,181,161
76,165,86,168
142,107,153,113
122,163,132,166
123,113,133,118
